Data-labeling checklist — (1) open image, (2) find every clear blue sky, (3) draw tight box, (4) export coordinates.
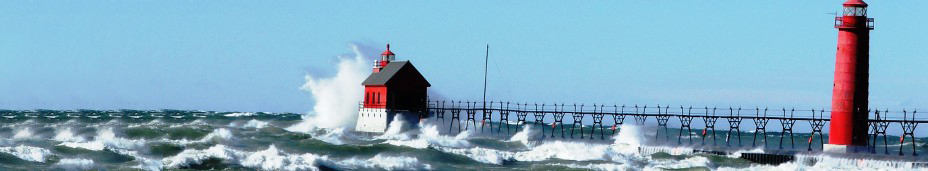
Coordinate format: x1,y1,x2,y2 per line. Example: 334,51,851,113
1,1,925,113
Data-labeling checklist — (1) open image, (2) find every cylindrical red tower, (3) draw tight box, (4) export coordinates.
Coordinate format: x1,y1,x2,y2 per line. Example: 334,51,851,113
826,0,874,153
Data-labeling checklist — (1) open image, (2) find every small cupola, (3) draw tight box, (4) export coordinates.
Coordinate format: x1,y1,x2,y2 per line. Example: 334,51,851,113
373,44,396,73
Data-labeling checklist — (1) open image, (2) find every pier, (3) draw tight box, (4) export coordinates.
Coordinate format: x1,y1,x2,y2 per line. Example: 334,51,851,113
422,101,925,158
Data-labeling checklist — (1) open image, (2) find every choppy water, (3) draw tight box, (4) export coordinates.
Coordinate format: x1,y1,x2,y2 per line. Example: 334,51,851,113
1,110,927,171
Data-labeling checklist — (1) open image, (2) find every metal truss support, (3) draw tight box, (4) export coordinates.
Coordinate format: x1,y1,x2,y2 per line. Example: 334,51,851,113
498,102,511,135
656,105,671,142
779,108,797,149
480,101,493,133
869,109,889,154
702,107,719,146
808,109,826,152
899,110,918,156
449,101,462,133
752,108,770,148
634,105,648,125
464,102,478,131
612,105,626,134
727,108,744,147
678,106,694,145
516,104,528,129
552,104,566,138
570,104,585,139
533,104,546,139
591,105,606,140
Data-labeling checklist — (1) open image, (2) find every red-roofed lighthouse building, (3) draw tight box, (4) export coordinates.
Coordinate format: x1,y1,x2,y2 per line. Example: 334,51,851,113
356,44,431,133
825,0,875,153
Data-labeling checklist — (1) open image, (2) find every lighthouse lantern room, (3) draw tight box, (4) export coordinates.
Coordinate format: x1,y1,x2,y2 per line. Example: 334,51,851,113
356,44,431,133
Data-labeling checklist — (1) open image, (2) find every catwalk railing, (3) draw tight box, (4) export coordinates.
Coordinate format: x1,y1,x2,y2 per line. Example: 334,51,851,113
422,100,924,156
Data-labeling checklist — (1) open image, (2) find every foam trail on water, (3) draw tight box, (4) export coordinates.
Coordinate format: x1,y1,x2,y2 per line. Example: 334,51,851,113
288,44,370,132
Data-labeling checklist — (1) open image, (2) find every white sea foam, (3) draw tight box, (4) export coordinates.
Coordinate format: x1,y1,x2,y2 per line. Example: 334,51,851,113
550,163,631,171
60,141,106,151
0,145,53,162
225,112,257,117
288,44,370,132
340,154,432,170
379,115,409,140
727,148,764,158
162,144,248,169
164,144,334,171
240,145,330,171
314,127,347,145
134,157,164,171
53,127,86,142
508,125,533,146
645,156,711,170
161,128,233,145
13,128,33,140
57,127,145,151
439,125,658,165
55,158,95,171
384,124,470,149
243,119,269,129
614,124,652,147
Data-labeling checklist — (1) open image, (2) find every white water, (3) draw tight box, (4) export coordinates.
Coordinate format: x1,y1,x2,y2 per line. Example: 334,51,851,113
0,145,53,162
53,127,87,142
57,127,147,151
340,154,432,170
54,158,95,171
288,44,370,132
508,125,532,146
12,128,33,140
164,144,429,171
383,123,471,149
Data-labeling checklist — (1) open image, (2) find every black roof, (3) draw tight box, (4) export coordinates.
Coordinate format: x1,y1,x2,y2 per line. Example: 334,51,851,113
362,61,431,87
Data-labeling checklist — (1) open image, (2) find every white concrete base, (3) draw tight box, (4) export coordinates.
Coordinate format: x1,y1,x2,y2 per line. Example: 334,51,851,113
356,108,390,133
823,144,870,153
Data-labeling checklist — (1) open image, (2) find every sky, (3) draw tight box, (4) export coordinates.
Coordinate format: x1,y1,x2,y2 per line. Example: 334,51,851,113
1,1,926,113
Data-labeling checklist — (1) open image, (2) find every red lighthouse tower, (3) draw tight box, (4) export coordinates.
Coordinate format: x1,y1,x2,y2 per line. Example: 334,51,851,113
825,0,875,153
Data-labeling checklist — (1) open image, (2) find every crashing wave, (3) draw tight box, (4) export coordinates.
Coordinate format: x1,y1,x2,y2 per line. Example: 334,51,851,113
383,124,471,149
54,158,95,170
339,154,432,170
0,145,53,162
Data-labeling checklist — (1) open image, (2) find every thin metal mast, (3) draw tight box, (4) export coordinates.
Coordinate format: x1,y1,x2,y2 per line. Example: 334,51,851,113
483,44,489,107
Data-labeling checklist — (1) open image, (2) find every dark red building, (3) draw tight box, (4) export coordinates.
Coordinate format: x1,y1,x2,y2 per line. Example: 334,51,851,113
357,44,430,133
361,44,431,111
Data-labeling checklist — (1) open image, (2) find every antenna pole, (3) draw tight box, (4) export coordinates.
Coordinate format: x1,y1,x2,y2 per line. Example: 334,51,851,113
483,44,489,108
